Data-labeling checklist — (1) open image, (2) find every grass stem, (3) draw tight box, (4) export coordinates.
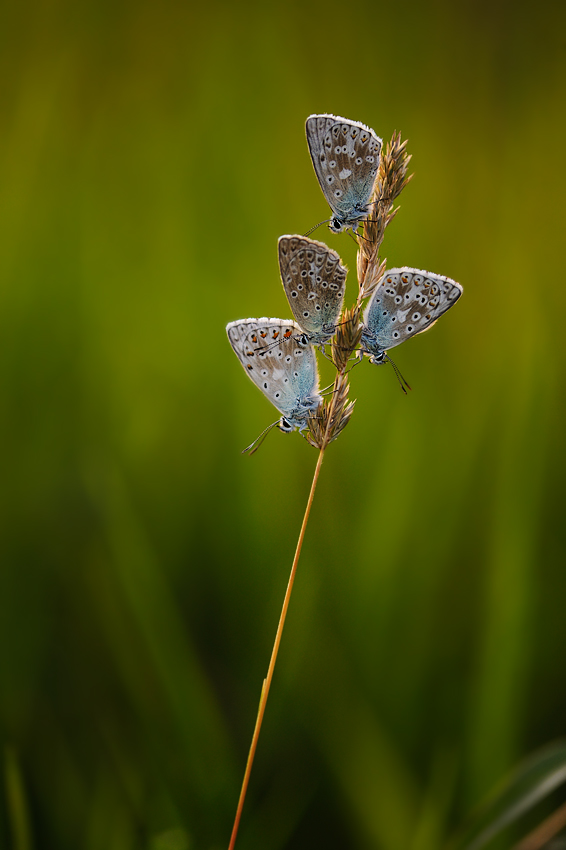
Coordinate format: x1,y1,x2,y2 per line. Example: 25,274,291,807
227,446,326,850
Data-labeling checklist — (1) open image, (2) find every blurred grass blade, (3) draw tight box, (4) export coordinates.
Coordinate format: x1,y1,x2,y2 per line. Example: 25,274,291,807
4,746,33,850
449,740,566,850
512,799,566,850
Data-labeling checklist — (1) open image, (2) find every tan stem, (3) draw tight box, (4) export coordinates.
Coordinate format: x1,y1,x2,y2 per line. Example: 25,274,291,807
227,446,326,850
511,799,566,850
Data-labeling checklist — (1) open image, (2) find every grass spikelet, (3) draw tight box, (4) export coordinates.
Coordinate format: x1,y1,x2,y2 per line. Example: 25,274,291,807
359,132,413,301
331,305,362,371
307,372,356,449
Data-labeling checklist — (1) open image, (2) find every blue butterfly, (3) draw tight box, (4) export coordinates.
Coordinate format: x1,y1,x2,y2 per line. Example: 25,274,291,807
226,318,322,451
278,235,346,348
361,267,463,364
306,114,382,234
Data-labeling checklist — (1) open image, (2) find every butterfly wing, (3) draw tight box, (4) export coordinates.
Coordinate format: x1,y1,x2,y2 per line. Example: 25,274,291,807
306,114,382,230
363,268,463,351
226,318,322,428
278,235,347,344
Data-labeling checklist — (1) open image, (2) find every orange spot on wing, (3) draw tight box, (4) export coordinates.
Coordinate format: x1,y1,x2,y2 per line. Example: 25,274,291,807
272,330,279,339
283,329,292,338
260,331,267,338
251,334,257,343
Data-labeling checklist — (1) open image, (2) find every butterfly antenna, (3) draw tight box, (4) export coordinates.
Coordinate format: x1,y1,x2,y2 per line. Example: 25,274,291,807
320,381,339,396
385,354,412,394
254,331,311,356
303,219,331,237
317,343,335,363
346,229,362,246
367,195,391,209
241,420,279,456
253,338,283,354
344,352,364,374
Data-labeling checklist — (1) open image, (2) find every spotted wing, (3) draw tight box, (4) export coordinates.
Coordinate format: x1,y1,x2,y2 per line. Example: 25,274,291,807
363,268,463,350
278,235,347,344
226,318,321,423
306,114,382,225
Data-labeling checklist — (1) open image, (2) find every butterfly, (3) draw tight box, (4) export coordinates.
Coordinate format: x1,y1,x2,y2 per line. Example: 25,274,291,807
226,318,322,450
278,235,347,348
305,113,382,234
360,267,463,365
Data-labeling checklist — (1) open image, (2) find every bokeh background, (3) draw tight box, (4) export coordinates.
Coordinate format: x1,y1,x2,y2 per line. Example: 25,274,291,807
1,0,566,848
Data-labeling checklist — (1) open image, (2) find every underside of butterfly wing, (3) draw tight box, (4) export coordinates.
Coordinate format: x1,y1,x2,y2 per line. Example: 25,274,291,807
306,114,382,231
278,235,347,345
362,268,462,353
226,318,322,429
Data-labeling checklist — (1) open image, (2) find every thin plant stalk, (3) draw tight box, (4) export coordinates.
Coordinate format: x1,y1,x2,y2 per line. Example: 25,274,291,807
228,131,412,848
511,800,566,850
227,446,326,850
228,324,357,849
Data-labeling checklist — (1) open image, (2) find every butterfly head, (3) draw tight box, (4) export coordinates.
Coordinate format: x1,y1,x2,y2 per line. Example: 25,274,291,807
367,350,387,366
328,216,346,234
277,417,295,434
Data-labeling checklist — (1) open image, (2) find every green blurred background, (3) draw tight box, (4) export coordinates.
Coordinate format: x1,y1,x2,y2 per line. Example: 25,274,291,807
1,0,566,847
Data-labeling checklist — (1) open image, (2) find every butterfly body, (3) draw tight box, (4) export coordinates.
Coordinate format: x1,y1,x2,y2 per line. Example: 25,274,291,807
361,268,463,363
226,318,322,432
306,114,382,233
278,235,347,347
